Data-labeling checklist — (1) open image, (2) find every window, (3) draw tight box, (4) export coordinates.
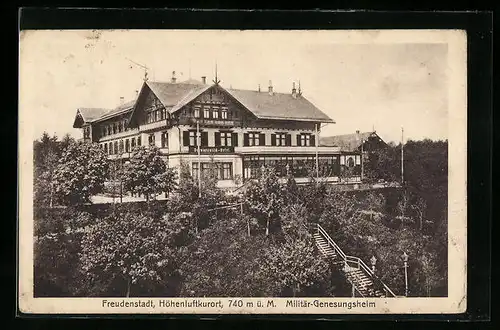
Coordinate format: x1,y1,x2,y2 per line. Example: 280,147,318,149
273,133,288,146
137,136,141,146
118,122,123,133
192,162,233,180
189,131,197,146
125,139,130,152
220,131,232,146
192,162,199,179
299,134,310,146
212,106,219,119
194,106,200,118
104,144,108,154
108,142,113,154
83,127,90,139
119,140,124,153
131,138,136,149
114,141,118,154
248,133,259,146
148,134,155,146
347,157,355,168
221,163,233,180
203,106,210,119
161,132,168,148
221,107,228,119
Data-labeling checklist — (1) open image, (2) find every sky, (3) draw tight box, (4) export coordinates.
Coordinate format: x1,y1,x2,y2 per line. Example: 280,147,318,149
20,30,450,144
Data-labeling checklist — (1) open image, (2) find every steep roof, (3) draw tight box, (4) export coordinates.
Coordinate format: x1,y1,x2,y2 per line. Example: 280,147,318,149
76,80,335,126
320,131,375,151
146,81,211,112
92,99,136,123
77,108,110,122
73,108,110,128
226,88,335,123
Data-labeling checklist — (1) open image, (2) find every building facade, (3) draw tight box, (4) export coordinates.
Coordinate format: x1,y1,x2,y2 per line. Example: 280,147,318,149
73,75,362,188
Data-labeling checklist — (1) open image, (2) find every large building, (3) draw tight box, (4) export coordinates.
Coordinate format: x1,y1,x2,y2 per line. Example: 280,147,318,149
73,73,362,188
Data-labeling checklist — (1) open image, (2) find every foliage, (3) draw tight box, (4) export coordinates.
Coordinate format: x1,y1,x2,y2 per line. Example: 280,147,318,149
180,217,270,297
33,133,77,207
80,210,192,297
121,146,175,202
260,238,332,297
244,167,285,236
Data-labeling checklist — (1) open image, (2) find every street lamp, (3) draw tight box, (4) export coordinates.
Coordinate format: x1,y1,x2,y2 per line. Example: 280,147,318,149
402,251,409,297
370,255,377,274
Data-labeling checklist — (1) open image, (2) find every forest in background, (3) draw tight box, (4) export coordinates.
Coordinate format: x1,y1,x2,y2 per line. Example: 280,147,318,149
32,133,448,297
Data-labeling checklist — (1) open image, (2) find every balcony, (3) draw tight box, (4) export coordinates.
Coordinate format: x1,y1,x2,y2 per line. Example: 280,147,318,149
99,129,139,142
139,120,171,132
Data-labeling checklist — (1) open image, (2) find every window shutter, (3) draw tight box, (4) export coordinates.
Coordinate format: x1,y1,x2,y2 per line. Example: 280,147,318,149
183,131,189,146
201,132,208,146
271,134,276,146
215,132,221,146
286,134,292,146
232,133,238,147
296,134,301,146
259,133,266,146
243,133,249,146
310,134,316,146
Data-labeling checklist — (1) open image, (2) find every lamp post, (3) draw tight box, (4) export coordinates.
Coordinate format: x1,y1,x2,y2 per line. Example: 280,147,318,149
402,251,409,297
370,255,377,274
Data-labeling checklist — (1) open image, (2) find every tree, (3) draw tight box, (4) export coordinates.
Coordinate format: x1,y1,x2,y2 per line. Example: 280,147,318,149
260,238,332,297
396,189,411,227
411,196,427,232
52,141,109,205
80,210,191,297
33,132,77,207
121,146,172,202
180,217,270,297
244,166,284,236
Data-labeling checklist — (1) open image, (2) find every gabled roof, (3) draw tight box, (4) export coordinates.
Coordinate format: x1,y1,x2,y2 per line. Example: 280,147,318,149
225,88,335,123
320,131,378,151
146,81,211,112
92,99,136,123
72,101,136,128
73,108,110,128
75,79,336,127
77,107,110,122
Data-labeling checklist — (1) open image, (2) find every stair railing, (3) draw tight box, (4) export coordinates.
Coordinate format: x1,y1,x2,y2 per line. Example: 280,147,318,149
315,223,397,297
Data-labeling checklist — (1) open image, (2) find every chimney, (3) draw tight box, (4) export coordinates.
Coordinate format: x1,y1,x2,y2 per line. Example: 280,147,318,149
201,76,206,84
268,80,274,95
258,84,261,92
292,82,297,98
119,96,125,105
356,130,360,134
171,71,177,83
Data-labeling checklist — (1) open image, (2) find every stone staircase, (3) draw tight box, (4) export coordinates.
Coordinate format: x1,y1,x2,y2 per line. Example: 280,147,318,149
312,224,396,298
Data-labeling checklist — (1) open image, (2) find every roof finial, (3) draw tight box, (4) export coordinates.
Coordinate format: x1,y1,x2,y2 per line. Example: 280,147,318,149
144,69,148,82
213,61,221,85
298,80,302,95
